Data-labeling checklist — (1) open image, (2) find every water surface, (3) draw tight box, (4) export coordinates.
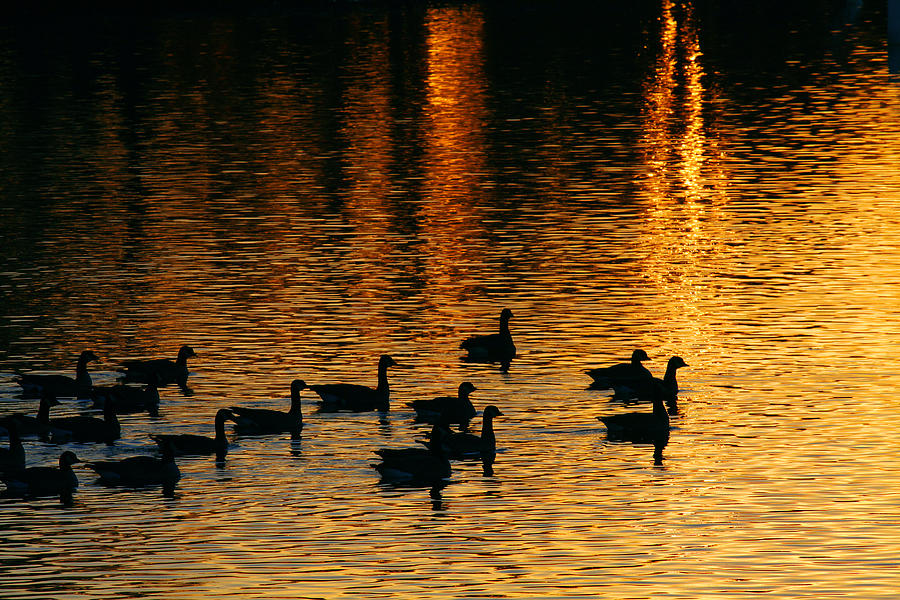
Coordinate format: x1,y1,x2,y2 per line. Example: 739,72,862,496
1,2,899,598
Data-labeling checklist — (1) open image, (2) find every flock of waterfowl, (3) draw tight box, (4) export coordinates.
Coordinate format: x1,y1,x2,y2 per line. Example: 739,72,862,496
0,308,687,504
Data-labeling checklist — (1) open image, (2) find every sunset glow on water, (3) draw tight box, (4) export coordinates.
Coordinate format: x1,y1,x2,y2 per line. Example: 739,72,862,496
1,2,899,598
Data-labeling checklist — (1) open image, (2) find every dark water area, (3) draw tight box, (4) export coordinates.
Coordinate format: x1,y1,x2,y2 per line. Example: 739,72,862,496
2,1,899,598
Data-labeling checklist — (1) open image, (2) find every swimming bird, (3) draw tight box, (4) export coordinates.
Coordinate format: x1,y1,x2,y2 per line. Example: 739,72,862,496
585,349,652,390
0,418,25,474
423,405,504,459
49,395,120,444
86,442,180,495
460,308,516,364
612,355,688,415
598,382,671,444
118,345,196,386
230,380,305,434
373,425,451,484
310,355,398,412
150,409,236,461
9,393,61,437
1,451,80,503
92,373,160,416
16,350,99,398
408,382,477,426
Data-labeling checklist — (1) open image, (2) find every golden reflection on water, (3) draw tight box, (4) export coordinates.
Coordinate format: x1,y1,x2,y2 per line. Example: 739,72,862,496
637,0,730,359
420,5,492,319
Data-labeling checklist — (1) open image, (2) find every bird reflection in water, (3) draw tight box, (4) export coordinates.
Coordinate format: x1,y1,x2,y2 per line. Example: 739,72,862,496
481,450,496,477
289,430,303,457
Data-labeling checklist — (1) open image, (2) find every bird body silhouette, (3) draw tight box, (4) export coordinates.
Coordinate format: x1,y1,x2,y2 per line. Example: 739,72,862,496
408,382,477,426
87,443,180,495
0,418,25,474
1,451,80,503
118,345,196,387
374,426,451,483
151,409,236,461
423,405,503,459
585,349,652,389
49,396,120,444
310,355,397,412
231,380,305,434
16,350,99,399
460,308,516,363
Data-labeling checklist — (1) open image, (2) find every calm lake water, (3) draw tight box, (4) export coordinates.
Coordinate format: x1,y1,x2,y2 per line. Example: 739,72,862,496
2,1,899,598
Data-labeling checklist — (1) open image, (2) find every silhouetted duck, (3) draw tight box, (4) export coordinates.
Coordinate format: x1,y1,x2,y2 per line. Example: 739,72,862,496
118,345,196,386
598,383,670,443
16,350,99,398
310,355,397,412
408,382,477,426
1,451,80,503
585,349,652,389
49,395,120,444
87,442,180,495
92,373,160,416
0,418,25,474
373,425,451,483
423,405,503,459
10,393,60,437
460,308,516,364
150,409,236,461
613,355,688,415
230,380,305,434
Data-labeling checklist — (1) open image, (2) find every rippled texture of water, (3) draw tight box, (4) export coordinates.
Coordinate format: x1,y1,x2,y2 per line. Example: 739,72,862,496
2,2,899,598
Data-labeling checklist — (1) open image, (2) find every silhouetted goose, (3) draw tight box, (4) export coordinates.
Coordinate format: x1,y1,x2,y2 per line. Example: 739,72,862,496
408,382,477,426
373,426,451,483
598,383,670,443
1,451,80,502
230,380,305,434
10,394,60,437
118,345,196,386
311,355,397,412
92,373,160,416
49,396,120,444
87,442,180,495
585,349,652,389
0,418,25,474
424,405,504,458
16,350,99,398
460,308,516,363
613,356,688,415
150,409,236,461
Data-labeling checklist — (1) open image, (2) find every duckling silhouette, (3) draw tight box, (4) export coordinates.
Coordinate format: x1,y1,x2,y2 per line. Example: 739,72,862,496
16,350,99,399
230,380,305,434
310,355,397,412
151,409,236,461
2,451,80,504
408,382,477,427
118,345,196,387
